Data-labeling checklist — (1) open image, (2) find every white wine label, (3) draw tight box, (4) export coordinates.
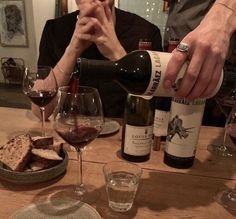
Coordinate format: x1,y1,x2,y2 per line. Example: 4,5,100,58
153,109,170,136
143,51,223,98
124,124,153,156
144,51,187,97
165,98,206,157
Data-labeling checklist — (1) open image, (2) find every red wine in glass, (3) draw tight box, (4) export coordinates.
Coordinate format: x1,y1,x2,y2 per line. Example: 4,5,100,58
26,90,57,107
23,66,58,136
56,126,99,150
53,86,104,199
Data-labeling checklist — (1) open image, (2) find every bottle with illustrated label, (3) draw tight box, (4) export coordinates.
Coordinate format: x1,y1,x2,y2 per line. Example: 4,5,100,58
153,97,172,151
77,50,223,98
121,94,154,162
164,98,206,168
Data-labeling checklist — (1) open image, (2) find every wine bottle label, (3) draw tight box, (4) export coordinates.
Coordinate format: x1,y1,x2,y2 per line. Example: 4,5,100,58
153,109,170,136
143,51,223,98
124,124,153,156
165,98,206,157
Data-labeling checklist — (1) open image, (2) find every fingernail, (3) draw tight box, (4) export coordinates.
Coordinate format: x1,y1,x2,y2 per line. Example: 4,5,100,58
164,80,172,89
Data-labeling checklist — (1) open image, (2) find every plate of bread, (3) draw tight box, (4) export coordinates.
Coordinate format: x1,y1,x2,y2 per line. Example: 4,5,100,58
0,134,68,184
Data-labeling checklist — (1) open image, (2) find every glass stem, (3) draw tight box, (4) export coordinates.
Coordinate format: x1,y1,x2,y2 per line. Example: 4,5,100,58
220,127,228,150
75,149,85,196
40,107,46,137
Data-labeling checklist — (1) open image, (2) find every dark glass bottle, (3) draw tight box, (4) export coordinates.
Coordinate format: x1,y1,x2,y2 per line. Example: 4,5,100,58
153,97,171,151
164,98,206,168
121,94,154,162
77,50,223,98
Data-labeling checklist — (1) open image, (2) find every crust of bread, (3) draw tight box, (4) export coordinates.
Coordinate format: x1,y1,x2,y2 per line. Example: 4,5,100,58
0,134,32,171
31,149,63,161
32,136,54,148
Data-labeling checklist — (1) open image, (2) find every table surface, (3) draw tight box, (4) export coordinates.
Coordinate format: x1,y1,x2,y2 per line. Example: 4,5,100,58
0,107,236,219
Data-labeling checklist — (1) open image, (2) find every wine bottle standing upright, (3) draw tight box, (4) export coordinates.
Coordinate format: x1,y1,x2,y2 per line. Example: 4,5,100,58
121,94,154,162
121,39,154,162
152,39,178,151
164,98,206,168
153,97,172,150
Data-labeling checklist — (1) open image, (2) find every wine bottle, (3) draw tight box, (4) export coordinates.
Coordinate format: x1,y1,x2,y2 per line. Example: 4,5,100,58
121,94,154,162
164,98,206,168
153,97,172,151
77,50,223,98
152,37,177,151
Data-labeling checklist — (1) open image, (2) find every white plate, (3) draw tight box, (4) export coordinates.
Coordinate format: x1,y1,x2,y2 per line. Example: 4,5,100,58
100,119,120,136
10,199,102,219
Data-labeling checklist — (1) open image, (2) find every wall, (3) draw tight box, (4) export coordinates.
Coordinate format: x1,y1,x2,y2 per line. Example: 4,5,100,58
0,0,37,82
32,0,55,60
0,0,55,82
118,0,168,43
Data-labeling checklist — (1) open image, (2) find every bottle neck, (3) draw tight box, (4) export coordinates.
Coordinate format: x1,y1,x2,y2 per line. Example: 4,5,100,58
76,58,116,81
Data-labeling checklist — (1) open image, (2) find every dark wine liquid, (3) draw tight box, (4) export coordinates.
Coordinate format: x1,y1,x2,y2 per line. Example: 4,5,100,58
56,126,99,150
27,90,57,107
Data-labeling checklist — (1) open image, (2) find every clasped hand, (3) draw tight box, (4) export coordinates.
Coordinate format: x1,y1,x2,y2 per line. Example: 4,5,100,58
72,0,126,60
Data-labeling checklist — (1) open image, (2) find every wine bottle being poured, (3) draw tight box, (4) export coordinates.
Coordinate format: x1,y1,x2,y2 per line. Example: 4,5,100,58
76,50,223,98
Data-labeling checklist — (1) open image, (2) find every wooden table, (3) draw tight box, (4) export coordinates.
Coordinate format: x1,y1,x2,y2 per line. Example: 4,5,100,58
0,107,236,219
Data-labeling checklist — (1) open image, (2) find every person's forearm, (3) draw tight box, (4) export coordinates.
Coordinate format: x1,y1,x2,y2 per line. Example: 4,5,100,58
32,37,85,120
214,0,236,35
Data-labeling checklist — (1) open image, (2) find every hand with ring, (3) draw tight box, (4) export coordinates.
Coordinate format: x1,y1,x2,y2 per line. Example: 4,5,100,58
164,4,232,100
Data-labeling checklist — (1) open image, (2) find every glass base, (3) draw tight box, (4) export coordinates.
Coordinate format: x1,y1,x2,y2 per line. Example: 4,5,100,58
75,184,86,197
207,144,234,157
216,189,236,211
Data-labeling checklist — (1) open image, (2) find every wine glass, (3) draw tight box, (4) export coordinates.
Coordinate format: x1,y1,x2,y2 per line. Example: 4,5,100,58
53,86,104,199
216,103,236,210
23,66,58,136
207,86,236,156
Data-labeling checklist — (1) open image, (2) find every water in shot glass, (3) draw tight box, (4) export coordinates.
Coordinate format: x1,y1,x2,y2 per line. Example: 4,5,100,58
103,161,142,212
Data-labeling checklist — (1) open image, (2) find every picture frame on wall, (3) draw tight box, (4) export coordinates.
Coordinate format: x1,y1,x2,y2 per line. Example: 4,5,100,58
0,0,28,47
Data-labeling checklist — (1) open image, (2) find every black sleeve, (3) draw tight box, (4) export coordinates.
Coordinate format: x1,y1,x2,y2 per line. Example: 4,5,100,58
38,21,59,67
151,28,163,52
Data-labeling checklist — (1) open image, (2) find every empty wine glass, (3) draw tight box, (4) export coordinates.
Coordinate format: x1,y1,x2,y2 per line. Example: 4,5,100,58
207,63,236,156
53,86,104,199
23,66,58,136
216,103,236,210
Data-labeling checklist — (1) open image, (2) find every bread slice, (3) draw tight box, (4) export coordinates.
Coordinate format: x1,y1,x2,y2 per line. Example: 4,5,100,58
31,149,63,161
31,136,53,148
0,134,32,171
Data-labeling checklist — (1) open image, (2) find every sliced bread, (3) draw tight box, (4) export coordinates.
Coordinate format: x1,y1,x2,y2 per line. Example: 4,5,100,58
0,134,32,171
31,136,54,148
31,149,63,161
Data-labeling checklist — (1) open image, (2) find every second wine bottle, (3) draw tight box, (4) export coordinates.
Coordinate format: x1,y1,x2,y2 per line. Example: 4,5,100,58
121,94,154,162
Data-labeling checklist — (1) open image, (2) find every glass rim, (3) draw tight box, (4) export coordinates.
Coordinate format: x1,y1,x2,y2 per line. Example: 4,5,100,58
103,161,142,176
59,85,99,95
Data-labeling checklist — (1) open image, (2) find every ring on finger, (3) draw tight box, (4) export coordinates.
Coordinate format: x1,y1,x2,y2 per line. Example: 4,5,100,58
176,42,189,54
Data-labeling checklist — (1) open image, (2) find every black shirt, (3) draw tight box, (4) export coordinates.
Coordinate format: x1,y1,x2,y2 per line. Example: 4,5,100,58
38,8,162,118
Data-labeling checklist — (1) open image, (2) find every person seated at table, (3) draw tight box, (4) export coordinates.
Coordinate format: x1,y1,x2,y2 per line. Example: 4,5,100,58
32,0,162,120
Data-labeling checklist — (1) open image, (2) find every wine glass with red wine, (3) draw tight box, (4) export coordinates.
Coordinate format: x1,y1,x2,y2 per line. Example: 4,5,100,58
23,66,58,136
216,103,236,210
53,86,104,198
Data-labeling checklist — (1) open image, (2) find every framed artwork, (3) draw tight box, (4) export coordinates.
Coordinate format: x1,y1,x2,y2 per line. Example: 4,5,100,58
0,0,28,47
163,1,170,12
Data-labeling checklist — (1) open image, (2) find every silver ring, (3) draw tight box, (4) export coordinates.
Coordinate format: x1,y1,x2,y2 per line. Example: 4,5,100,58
176,42,189,54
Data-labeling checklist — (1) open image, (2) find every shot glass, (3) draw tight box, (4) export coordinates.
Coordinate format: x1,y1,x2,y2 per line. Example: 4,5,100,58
103,161,142,212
